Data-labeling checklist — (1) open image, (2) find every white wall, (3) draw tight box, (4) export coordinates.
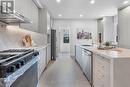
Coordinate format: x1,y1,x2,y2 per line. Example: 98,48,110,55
118,6,130,48
53,19,97,56
0,26,47,50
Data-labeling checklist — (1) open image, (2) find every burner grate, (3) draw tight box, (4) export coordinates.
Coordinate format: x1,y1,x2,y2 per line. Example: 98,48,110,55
0,49,32,53
0,54,16,60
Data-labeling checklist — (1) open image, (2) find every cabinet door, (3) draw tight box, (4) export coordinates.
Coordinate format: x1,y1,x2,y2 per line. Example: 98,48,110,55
37,55,41,80
75,46,82,66
38,48,46,79
75,46,79,60
93,54,110,87
79,48,83,67
47,45,51,64
81,50,85,70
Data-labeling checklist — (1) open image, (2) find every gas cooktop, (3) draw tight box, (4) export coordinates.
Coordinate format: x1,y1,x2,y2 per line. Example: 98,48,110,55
0,49,39,78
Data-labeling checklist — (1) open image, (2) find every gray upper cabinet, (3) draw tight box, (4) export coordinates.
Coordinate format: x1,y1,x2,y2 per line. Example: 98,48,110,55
118,6,130,48
97,16,118,43
38,8,51,34
15,0,39,32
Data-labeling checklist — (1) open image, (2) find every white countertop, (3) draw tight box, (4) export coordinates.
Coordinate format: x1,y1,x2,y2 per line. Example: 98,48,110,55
28,44,51,50
77,44,130,59
1,44,51,51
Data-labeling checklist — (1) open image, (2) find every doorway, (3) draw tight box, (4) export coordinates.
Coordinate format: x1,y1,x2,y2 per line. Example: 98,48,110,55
57,28,70,56
60,29,70,53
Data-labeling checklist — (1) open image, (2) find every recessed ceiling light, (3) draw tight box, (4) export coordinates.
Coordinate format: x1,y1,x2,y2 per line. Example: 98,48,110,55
123,0,129,4
58,14,62,17
80,14,84,18
56,0,61,3
90,0,95,4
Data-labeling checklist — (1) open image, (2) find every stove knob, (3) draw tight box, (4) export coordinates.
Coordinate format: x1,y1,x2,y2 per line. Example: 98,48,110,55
34,51,39,56
16,62,21,69
20,60,25,66
7,65,16,73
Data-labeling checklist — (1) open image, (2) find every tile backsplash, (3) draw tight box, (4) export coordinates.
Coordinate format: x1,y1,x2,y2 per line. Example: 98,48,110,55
0,25,47,50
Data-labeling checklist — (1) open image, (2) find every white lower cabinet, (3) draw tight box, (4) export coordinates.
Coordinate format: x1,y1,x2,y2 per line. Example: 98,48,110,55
46,44,51,65
37,45,51,80
37,48,46,80
75,46,82,67
93,54,110,87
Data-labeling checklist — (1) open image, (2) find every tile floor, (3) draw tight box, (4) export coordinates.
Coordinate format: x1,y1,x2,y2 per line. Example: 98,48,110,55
37,54,91,87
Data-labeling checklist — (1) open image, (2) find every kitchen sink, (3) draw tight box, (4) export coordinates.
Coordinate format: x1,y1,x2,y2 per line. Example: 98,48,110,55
82,45,92,46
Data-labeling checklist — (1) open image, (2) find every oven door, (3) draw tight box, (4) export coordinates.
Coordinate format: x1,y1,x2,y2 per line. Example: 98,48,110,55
10,62,38,87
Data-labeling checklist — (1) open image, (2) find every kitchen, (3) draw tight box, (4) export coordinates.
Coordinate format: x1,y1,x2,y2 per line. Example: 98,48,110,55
0,0,130,87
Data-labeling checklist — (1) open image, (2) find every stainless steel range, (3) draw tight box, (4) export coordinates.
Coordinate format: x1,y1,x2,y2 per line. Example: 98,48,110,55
0,49,39,87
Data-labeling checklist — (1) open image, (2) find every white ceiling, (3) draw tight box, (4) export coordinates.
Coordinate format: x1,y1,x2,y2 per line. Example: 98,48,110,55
40,0,130,19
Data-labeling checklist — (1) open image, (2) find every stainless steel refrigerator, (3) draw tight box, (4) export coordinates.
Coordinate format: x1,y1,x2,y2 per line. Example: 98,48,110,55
51,29,56,60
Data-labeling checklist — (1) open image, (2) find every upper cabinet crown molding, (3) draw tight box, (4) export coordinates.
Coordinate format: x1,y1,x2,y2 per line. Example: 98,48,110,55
32,0,43,9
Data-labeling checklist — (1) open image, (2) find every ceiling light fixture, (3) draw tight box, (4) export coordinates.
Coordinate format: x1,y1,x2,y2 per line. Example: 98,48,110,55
90,0,95,4
123,0,129,4
58,14,62,17
56,0,61,3
80,14,84,18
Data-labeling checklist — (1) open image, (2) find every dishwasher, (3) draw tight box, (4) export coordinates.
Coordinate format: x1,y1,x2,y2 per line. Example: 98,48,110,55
82,49,93,85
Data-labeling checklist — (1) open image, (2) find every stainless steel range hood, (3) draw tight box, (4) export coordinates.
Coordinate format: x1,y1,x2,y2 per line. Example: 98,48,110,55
0,0,32,24
0,11,32,24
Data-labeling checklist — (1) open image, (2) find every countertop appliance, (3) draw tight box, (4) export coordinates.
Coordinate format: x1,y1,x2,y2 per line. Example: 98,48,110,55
82,49,93,85
0,49,39,87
